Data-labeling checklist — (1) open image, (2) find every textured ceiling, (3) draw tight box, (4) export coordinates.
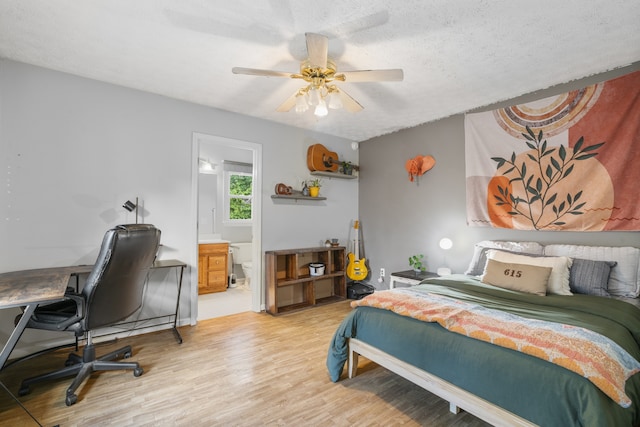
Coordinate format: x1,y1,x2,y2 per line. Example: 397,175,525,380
1,0,639,142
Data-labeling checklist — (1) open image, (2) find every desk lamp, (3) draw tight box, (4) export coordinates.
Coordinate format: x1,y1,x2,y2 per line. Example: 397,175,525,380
123,198,139,224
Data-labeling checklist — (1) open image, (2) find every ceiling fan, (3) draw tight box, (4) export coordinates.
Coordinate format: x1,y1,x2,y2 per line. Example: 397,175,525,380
232,33,404,117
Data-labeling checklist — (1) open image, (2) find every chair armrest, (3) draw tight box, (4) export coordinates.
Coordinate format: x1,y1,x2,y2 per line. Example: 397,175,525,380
52,292,86,330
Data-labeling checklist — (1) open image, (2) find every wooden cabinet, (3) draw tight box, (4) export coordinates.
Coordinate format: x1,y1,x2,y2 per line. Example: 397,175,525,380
198,243,229,294
265,246,346,315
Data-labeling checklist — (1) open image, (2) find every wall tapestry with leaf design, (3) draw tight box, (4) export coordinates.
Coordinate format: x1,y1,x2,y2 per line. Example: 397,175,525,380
465,70,640,231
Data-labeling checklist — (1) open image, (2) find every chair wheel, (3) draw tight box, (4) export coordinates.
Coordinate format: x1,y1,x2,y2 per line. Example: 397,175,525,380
124,351,132,358
134,367,144,377
18,385,30,396
65,393,78,406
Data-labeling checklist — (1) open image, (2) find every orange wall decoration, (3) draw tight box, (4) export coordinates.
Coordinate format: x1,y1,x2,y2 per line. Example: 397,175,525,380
405,155,435,182
465,70,640,231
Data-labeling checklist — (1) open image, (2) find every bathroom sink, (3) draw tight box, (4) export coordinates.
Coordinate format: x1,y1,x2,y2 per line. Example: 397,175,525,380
198,234,230,244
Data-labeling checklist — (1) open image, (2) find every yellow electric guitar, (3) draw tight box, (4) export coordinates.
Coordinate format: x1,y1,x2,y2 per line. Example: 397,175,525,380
346,220,368,281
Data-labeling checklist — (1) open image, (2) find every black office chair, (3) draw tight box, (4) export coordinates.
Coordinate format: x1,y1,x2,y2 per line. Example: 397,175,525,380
17,224,161,406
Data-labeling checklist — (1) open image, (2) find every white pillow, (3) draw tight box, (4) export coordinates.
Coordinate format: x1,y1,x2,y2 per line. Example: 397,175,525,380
544,244,640,297
485,249,573,295
465,241,545,276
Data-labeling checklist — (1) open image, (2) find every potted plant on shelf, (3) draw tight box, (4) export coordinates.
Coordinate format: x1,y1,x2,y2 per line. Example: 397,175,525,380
307,177,322,197
409,254,426,275
341,161,354,175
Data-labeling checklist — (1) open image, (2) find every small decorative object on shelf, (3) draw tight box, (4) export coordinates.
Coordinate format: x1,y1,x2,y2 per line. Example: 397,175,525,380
323,238,339,247
271,179,326,201
309,263,325,276
409,254,426,274
307,177,322,197
274,183,293,195
341,161,354,175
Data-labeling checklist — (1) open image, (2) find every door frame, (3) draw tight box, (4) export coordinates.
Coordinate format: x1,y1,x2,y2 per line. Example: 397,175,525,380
190,132,263,325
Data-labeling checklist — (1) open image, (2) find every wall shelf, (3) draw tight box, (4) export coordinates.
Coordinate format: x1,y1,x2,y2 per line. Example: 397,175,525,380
271,194,326,201
310,170,358,180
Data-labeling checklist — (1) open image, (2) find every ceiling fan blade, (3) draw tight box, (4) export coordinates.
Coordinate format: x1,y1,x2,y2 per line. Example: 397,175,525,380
338,89,364,113
276,92,299,112
339,69,404,82
232,67,293,78
305,33,328,69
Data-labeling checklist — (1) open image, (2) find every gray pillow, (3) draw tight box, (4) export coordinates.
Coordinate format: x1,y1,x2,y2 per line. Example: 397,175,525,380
569,258,617,296
466,246,500,276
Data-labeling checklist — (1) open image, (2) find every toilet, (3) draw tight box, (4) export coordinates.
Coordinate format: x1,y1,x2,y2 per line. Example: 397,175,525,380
230,242,252,288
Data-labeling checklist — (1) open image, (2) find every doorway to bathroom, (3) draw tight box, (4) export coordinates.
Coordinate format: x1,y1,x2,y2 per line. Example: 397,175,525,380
191,133,262,322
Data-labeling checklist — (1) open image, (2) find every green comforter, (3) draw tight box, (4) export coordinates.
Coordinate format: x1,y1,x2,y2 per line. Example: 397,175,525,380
327,275,640,427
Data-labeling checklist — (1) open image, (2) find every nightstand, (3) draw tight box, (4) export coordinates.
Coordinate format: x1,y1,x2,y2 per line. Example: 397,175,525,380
389,270,439,289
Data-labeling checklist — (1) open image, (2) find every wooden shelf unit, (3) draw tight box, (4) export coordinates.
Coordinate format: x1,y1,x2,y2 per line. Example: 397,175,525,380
265,246,346,315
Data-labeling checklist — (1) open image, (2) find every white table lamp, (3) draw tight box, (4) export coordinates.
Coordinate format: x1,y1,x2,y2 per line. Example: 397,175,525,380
437,238,453,276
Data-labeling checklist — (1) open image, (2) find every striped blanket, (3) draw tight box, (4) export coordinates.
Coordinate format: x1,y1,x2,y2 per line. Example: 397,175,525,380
352,288,640,407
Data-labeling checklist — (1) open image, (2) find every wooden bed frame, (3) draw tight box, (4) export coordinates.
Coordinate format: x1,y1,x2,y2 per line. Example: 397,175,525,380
348,338,536,427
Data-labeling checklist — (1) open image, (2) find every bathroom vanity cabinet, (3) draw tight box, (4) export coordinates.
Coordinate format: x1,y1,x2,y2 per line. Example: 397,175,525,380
198,242,229,294
265,246,346,315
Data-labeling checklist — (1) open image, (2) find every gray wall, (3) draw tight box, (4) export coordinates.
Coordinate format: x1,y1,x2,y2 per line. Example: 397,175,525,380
359,62,640,288
0,59,358,354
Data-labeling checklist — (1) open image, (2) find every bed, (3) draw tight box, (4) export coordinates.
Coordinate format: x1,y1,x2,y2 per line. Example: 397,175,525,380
327,242,640,427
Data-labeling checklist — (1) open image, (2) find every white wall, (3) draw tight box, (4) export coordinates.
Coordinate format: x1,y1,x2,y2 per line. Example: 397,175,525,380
198,173,219,235
359,63,640,288
198,142,254,243
0,59,357,354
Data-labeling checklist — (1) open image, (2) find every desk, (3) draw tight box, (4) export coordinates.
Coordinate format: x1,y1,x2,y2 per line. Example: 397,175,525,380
0,260,185,424
389,270,439,289
1,259,186,368
132,259,187,344
0,266,74,426
0,266,77,369
68,259,187,344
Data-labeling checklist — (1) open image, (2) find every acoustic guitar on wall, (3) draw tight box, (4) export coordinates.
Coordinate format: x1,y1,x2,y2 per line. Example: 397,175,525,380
346,220,368,281
307,143,339,172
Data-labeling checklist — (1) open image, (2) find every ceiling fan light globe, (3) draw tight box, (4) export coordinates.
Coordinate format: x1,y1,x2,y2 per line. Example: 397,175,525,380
295,95,309,113
314,100,328,117
308,87,321,106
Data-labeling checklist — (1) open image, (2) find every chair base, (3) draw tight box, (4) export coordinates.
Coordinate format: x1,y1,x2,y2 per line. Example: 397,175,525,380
19,343,143,406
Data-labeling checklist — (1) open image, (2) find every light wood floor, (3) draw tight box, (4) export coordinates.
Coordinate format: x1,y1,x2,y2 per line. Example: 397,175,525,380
1,301,490,427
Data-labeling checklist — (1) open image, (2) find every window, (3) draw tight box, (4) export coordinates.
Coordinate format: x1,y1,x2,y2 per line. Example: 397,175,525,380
224,171,253,223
